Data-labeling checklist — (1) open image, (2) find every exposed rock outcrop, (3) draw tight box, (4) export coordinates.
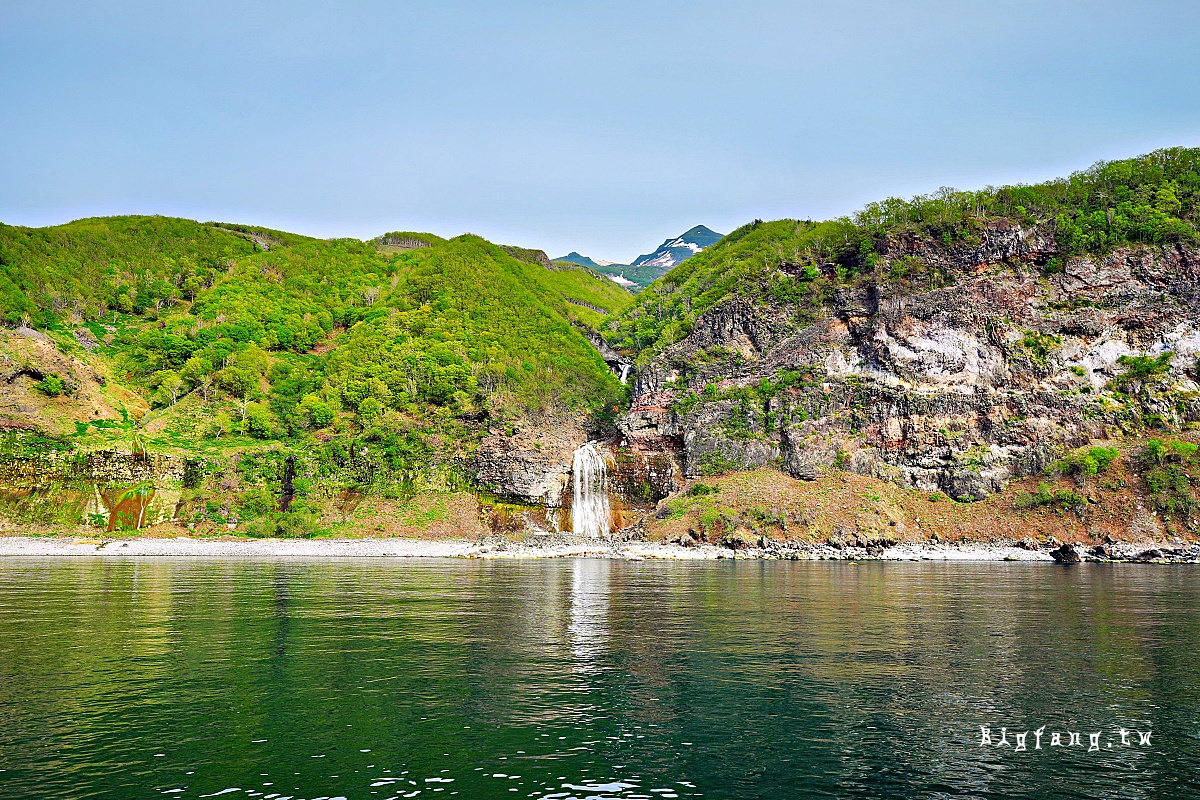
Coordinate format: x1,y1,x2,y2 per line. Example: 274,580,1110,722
470,412,677,525
473,417,587,507
622,224,1200,501
579,327,634,382
500,245,555,270
0,434,187,529
607,440,678,506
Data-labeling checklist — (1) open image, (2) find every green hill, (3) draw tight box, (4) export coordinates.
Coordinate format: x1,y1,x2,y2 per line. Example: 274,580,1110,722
323,234,629,419
612,147,1200,360
0,217,631,477
0,215,261,326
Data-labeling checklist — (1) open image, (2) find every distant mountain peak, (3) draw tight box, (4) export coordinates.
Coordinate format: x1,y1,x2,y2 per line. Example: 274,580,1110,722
630,225,723,271
553,225,723,292
555,251,600,268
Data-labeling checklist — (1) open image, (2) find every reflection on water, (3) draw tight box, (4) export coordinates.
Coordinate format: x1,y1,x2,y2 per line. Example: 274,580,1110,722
0,559,1197,799
569,559,609,672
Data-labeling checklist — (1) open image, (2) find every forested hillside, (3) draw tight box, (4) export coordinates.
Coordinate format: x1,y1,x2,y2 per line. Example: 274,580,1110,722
612,147,1200,360
0,216,261,326
0,217,631,472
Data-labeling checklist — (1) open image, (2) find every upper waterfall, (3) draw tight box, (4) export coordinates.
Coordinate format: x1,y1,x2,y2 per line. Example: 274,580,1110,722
572,442,611,538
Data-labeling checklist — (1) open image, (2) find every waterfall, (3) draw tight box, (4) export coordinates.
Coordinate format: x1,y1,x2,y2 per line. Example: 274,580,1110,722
618,363,632,385
572,442,611,538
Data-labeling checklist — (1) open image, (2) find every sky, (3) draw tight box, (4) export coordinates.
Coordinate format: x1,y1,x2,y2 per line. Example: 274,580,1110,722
2,1,1199,264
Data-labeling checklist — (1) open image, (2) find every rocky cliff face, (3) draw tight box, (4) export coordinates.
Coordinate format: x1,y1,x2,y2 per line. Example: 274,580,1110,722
473,416,588,507
471,413,677,532
622,222,1200,500
0,434,187,529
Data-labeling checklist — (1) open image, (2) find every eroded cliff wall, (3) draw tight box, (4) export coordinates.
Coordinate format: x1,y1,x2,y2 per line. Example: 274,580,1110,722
622,225,1200,501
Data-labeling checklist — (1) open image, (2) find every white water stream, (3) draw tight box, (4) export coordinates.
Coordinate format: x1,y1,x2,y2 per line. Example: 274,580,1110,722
571,442,611,538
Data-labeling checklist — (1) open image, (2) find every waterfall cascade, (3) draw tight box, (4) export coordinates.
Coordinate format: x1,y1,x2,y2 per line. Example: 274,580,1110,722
571,442,611,538
618,364,632,384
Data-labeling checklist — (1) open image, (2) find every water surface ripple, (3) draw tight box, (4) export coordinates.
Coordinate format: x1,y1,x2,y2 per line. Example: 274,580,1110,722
0,559,1196,799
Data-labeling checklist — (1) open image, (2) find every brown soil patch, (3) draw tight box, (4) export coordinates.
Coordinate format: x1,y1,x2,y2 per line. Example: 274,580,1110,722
307,326,344,356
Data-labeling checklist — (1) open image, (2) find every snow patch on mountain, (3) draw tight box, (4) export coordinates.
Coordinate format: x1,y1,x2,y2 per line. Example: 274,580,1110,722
664,238,702,253
630,225,723,271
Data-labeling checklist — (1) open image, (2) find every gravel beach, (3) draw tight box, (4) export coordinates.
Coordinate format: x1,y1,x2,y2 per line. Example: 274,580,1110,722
1,535,1196,562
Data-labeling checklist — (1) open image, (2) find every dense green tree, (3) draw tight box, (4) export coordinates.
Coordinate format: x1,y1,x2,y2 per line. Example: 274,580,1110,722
151,370,184,407
244,403,273,438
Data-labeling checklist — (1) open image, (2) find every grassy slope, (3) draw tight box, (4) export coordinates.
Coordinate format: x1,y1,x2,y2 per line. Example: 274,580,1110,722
648,437,1198,546
1,217,626,421
530,261,634,326
326,235,624,418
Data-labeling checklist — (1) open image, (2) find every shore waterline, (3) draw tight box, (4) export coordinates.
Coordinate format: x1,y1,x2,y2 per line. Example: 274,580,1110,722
1,535,1198,562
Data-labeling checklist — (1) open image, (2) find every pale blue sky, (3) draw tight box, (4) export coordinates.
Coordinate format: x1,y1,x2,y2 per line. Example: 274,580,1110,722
2,1,1198,263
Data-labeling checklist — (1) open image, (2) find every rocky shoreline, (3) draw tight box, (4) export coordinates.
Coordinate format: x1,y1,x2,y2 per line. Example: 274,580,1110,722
0,535,1196,563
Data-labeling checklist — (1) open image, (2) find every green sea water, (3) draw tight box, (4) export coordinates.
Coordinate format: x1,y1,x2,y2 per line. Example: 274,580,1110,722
0,559,1197,799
